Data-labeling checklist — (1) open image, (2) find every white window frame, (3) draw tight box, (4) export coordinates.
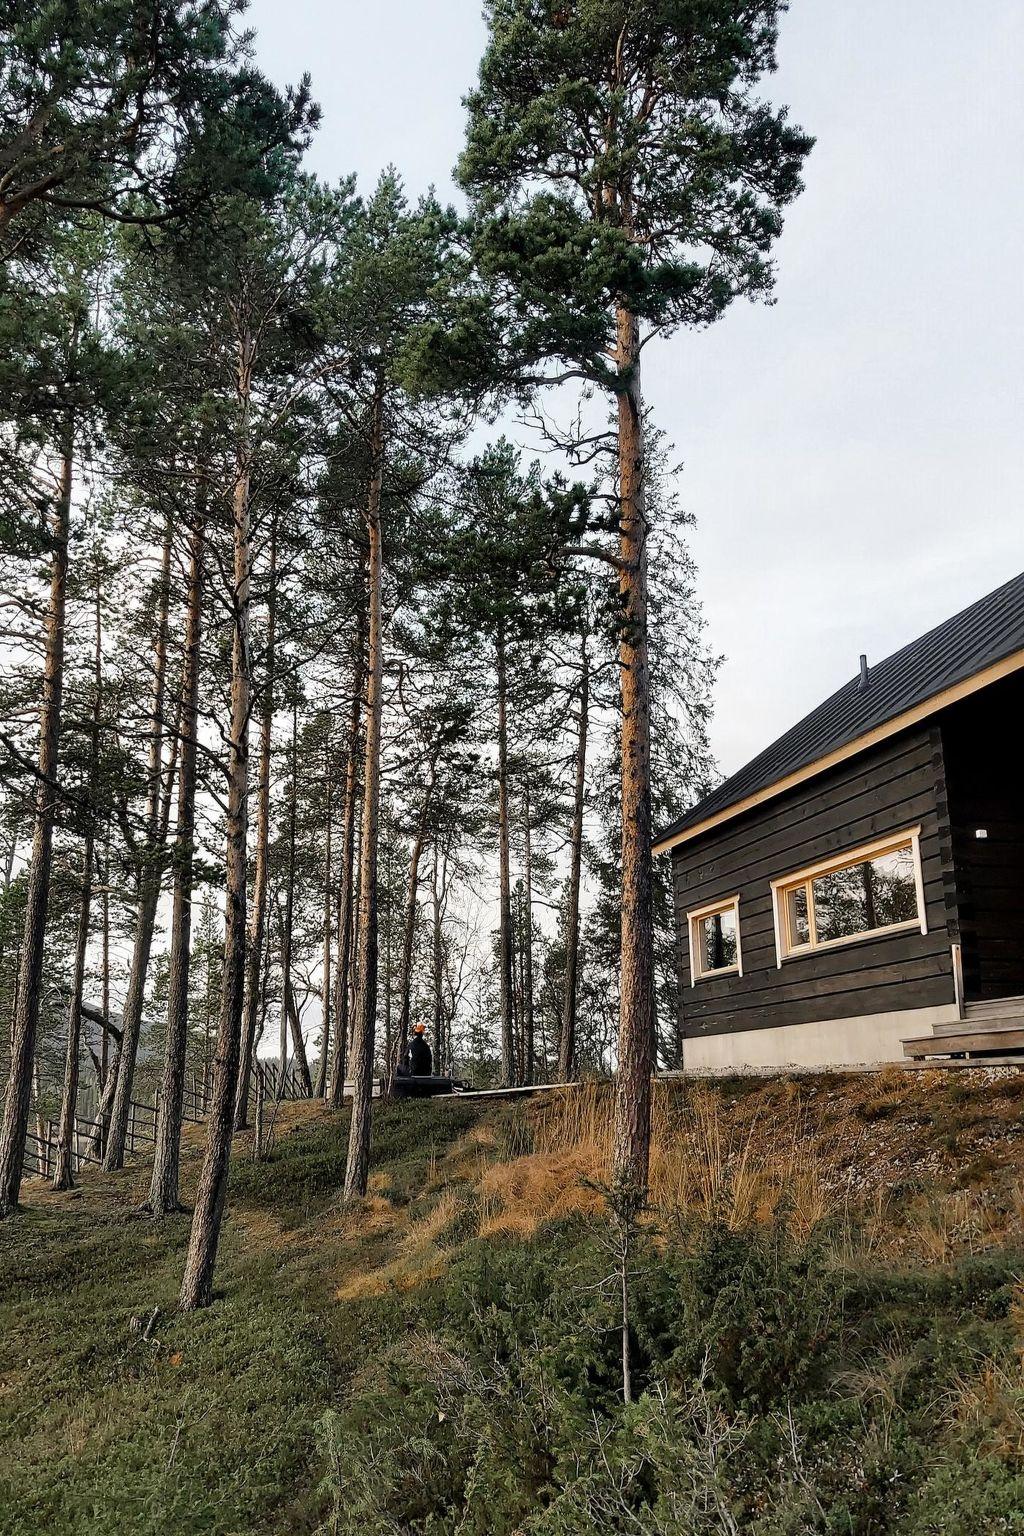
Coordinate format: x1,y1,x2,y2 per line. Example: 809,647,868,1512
687,895,743,985
770,826,928,968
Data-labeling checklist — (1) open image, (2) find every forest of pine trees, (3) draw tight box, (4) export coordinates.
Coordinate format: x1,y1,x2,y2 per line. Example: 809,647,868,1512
0,0,810,1305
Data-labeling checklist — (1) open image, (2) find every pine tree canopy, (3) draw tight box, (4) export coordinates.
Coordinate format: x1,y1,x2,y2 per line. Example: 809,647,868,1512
458,0,814,383
0,0,319,241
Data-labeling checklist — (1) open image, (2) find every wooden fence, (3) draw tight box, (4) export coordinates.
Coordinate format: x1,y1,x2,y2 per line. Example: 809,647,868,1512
20,1060,313,1185
257,1059,314,1102
23,1100,155,1181
22,1122,100,1180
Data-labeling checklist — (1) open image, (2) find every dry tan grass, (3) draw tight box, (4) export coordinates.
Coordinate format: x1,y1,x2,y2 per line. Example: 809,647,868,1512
944,1355,1024,1463
232,1207,308,1253
335,1252,448,1301
908,1190,988,1263
515,1081,840,1239
399,1187,462,1253
335,1186,464,1300
477,1151,606,1239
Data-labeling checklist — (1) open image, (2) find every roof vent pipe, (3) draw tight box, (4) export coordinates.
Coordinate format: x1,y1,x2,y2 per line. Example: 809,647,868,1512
859,653,869,691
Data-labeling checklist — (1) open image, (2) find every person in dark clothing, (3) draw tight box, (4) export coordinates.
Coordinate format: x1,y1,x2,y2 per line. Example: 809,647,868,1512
405,1024,433,1077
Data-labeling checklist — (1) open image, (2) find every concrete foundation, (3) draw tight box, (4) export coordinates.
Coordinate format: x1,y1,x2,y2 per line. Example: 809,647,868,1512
683,1002,962,1072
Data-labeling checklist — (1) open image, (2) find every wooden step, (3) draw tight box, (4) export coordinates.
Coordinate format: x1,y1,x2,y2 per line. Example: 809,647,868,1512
904,1022,1024,1058
933,1012,1024,1037
965,995,1024,1020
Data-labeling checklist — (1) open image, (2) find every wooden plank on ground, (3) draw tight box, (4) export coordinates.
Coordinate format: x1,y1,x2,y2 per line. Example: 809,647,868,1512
454,1081,575,1101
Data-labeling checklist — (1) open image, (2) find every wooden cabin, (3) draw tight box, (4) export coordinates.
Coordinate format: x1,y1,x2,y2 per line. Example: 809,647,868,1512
655,572,1024,1069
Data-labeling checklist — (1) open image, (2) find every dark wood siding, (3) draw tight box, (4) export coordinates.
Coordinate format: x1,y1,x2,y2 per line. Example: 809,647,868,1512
941,671,1024,1001
671,724,956,1041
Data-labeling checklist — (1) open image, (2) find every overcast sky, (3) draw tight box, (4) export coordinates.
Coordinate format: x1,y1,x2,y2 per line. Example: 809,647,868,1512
248,0,1023,778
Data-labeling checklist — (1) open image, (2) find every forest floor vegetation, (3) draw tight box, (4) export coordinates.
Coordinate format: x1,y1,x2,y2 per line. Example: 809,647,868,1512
5,1069,1024,1533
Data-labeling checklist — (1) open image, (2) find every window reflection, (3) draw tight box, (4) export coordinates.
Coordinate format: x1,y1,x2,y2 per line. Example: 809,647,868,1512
699,907,738,973
779,837,921,958
786,883,810,947
812,846,917,943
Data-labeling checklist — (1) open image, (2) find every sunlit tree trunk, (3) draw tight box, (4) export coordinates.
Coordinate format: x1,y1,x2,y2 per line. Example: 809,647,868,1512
235,508,278,1130
179,327,254,1311
559,640,588,1081
329,643,363,1107
148,504,205,1214
495,623,516,1086
0,415,73,1217
612,301,653,1196
344,383,385,1201
104,514,173,1171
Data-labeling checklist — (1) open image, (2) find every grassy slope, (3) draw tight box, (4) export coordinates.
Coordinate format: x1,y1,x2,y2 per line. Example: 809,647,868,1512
3,1071,1024,1534
0,1098,488,1536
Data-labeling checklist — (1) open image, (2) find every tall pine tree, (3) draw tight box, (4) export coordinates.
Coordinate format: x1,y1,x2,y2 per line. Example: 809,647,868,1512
458,0,812,1190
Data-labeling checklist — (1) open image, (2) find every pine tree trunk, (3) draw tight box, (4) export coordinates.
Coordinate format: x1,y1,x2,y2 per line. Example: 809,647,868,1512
431,850,444,1073
344,385,385,1202
382,849,394,1076
495,624,516,1087
100,835,110,1087
313,763,332,1099
32,1056,46,1176
0,840,16,1055
234,509,278,1129
284,981,313,1095
522,780,535,1085
148,505,205,1214
53,568,103,1191
85,1040,118,1157
612,303,653,1196
515,890,525,1084
178,337,254,1312
278,696,300,1089
393,770,434,1081
559,641,589,1081
252,1063,265,1158
52,846,94,1191
351,844,362,1017
104,516,173,1171
0,419,72,1217
329,643,363,1106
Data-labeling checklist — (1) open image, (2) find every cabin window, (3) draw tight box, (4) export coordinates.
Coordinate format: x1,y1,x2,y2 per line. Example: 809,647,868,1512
687,897,742,983
772,828,927,963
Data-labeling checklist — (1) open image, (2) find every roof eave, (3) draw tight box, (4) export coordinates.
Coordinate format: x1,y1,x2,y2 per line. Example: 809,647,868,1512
653,644,1024,857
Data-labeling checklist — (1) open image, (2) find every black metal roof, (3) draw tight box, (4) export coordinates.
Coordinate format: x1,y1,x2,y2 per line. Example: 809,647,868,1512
656,569,1024,848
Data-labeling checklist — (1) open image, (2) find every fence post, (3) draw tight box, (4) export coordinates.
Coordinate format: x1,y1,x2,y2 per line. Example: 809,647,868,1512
253,1065,265,1160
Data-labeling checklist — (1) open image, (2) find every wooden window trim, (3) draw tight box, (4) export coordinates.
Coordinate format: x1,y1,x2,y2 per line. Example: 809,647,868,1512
770,827,927,966
687,895,743,985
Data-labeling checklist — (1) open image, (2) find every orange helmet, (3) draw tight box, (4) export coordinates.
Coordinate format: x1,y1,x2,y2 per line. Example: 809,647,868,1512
413,1023,426,1034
